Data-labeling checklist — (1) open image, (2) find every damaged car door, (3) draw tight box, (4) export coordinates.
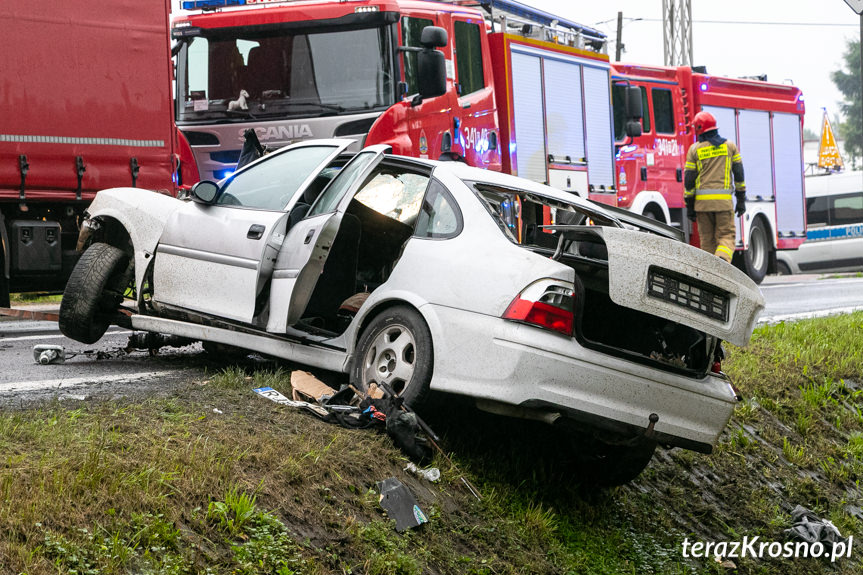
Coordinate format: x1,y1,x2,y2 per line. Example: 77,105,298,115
266,145,391,333
151,140,353,324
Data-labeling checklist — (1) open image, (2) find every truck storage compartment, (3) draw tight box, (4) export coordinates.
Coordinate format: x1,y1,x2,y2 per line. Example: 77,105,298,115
9,220,62,273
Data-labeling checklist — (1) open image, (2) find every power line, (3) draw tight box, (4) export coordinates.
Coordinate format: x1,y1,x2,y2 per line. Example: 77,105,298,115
638,18,858,27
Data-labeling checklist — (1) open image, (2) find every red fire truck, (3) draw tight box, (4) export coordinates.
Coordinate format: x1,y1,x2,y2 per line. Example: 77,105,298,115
608,64,807,283
0,0,198,306
171,0,619,196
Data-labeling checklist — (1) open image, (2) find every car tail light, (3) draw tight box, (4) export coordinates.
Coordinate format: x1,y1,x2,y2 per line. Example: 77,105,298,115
503,282,574,336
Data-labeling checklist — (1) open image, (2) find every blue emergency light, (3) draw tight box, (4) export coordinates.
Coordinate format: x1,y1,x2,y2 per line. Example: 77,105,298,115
181,0,245,9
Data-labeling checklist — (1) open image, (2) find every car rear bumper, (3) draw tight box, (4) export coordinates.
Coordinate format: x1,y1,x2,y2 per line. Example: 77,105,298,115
424,304,737,452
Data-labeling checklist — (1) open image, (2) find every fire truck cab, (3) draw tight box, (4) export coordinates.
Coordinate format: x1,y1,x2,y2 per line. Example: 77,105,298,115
172,0,617,198
610,65,807,284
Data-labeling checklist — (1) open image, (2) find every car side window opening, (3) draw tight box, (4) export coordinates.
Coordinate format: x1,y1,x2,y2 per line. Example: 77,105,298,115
652,88,675,134
353,169,430,224
454,20,485,96
806,196,829,227
401,16,434,96
470,182,615,253
831,193,863,226
217,145,337,210
414,179,462,238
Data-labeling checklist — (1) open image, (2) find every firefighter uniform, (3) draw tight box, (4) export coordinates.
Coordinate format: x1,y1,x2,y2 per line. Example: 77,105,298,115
684,138,745,263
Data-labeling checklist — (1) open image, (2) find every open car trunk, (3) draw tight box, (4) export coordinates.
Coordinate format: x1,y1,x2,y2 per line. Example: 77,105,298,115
473,183,765,375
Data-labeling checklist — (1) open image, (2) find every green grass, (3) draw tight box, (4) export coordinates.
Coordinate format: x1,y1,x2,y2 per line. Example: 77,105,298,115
3,313,863,574
9,292,63,305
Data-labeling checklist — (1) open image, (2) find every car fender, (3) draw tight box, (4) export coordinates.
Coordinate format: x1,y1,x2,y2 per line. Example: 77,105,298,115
346,288,437,356
85,188,184,290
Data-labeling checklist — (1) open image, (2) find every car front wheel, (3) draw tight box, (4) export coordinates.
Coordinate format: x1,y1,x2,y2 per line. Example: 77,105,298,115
351,305,433,410
59,242,130,344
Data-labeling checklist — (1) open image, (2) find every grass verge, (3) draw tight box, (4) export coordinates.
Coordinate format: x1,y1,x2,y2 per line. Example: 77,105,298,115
1,313,863,574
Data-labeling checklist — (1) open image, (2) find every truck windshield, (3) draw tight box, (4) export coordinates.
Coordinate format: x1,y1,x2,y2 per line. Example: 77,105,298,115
177,26,395,122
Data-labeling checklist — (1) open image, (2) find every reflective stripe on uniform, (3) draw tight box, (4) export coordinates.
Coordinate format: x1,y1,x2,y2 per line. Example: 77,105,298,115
715,245,733,258
684,161,696,170
694,191,733,201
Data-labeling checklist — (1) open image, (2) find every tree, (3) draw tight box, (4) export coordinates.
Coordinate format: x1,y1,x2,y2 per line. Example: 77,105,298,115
831,39,861,165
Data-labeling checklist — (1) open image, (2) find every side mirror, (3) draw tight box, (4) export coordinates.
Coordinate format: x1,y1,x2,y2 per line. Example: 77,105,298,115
190,180,219,204
416,26,448,101
420,26,447,48
625,120,643,138
625,86,643,120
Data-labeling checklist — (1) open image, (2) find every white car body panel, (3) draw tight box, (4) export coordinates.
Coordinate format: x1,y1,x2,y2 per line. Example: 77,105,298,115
83,188,182,291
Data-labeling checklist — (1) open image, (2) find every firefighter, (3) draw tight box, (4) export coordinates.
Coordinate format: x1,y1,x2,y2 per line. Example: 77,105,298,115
683,111,746,263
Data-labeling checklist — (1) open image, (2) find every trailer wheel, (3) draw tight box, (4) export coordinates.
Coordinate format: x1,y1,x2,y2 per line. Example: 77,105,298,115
59,242,130,344
742,218,769,284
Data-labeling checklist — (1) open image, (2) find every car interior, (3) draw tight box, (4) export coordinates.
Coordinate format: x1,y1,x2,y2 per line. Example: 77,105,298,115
285,157,434,335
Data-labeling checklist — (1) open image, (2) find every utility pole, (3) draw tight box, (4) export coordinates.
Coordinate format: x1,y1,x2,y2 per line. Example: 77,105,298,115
662,0,692,66
615,11,623,61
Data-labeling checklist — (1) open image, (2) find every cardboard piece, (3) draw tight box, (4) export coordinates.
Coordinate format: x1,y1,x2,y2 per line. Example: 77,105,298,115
291,370,337,403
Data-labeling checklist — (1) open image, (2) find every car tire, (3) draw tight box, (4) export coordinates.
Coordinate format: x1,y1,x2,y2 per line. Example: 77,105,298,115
569,435,657,487
742,218,769,284
351,305,433,410
776,260,792,276
59,242,130,344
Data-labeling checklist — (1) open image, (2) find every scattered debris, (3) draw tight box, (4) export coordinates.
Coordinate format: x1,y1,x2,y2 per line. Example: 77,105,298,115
784,505,847,546
404,462,441,483
213,408,223,415
253,385,329,418
291,371,336,403
377,477,428,532
32,344,65,365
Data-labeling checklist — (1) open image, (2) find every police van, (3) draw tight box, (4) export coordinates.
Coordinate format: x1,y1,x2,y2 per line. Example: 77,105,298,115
777,171,863,274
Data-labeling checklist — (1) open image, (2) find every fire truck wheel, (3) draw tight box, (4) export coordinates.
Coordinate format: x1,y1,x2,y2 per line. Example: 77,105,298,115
351,305,433,410
743,218,769,284
59,242,130,344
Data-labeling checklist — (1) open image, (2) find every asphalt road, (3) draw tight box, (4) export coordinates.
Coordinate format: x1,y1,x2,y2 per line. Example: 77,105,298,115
1,273,862,401
758,274,863,323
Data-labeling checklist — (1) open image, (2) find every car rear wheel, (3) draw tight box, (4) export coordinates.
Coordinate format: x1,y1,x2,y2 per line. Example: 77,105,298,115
352,306,433,409
568,434,657,487
59,242,130,344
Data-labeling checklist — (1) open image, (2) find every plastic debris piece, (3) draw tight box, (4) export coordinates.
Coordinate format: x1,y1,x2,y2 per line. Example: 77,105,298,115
33,344,65,365
253,386,329,418
377,477,428,532
404,462,441,482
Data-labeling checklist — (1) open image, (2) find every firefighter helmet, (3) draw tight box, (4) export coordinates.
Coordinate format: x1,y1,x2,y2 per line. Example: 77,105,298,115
692,111,717,136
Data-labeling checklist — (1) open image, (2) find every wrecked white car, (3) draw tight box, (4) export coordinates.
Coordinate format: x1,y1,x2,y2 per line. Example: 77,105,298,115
60,139,764,484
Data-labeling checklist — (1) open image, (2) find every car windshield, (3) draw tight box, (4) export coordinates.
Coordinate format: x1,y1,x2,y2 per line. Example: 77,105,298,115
177,26,395,122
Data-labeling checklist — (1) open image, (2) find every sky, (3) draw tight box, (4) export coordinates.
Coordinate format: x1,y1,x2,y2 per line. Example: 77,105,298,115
526,0,861,138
